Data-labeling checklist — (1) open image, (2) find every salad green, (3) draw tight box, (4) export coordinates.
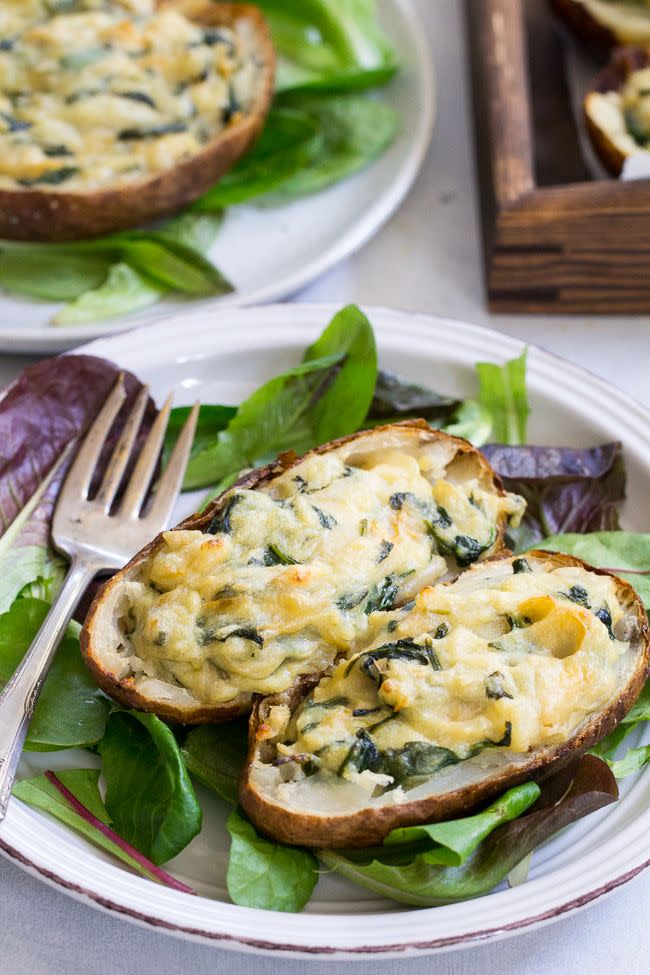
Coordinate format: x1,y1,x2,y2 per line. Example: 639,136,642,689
6,305,650,913
100,711,202,865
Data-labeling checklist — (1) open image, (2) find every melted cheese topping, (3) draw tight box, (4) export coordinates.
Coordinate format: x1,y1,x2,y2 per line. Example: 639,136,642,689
120,444,523,706
273,557,631,796
0,0,263,190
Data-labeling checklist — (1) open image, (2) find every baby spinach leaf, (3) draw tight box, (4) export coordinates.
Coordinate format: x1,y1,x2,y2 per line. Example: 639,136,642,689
259,96,398,203
476,350,529,446
0,597,109,751
118,236,231,296
226,806,318,911
538,531,650,608
320,757,617,906
0,249,111,300
164,404,238,474
178,307,374,488
181,352,343,489
195,109,320,208
279,64,398,96
253,0,396,93
368,370,460,423
181,721,249,805
484,443,625,551
53,263,163,325
100,710,202,865
303,303,377,442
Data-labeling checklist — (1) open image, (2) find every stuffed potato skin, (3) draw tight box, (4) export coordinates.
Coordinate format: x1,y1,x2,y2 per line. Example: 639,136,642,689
550,0,650,48
584,46,650,175
239,551,650,849
80,421,521,724
0,1,275,240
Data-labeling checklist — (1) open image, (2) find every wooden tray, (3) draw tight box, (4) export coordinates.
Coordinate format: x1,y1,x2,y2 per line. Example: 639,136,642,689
466,0,650,314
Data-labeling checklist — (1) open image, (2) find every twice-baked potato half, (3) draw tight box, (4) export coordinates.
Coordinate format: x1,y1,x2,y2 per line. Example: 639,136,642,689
240,551,649,848
81,421,524,724
550,0,650,48
584,46,650,174
0,0,274,241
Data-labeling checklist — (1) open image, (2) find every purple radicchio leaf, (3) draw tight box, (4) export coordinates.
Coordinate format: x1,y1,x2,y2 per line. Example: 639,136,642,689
0,355,156,610
481,442,625,552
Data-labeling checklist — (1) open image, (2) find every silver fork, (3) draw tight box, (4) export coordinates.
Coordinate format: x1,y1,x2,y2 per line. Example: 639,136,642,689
0,375,199,822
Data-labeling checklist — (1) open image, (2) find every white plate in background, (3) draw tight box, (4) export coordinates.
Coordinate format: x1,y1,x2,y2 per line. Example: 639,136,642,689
0,0,434,354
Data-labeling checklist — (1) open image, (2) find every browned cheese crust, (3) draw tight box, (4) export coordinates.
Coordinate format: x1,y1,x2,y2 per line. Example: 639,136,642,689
239,550,650,849
0,2,275,241
80,420,514,724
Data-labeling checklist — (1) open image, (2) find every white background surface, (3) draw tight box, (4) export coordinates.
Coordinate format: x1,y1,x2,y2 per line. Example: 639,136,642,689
2,1,650,972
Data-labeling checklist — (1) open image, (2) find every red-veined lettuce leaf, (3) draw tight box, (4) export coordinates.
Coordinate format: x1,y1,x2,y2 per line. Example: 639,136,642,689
482,442,625,552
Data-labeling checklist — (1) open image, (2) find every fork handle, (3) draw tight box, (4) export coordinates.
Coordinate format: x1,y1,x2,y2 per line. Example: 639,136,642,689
0,559,100,822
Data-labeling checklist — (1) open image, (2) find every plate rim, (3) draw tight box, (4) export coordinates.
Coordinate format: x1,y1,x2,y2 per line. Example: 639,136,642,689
0,0,435,354
3,302,650,958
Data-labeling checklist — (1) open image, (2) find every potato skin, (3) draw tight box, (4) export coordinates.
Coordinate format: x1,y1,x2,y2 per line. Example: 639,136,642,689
584,46,650,176
80,420,514,724
549,0,619,49
0,2,275,241
239,550,650,849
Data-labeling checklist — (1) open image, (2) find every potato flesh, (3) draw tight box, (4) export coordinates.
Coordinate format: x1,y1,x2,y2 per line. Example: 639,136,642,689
0,0,262,190
118,439,523,707
263,559,633,808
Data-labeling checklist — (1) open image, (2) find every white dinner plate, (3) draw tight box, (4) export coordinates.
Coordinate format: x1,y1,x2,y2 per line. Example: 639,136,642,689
2,304,650,958
0,0,434,355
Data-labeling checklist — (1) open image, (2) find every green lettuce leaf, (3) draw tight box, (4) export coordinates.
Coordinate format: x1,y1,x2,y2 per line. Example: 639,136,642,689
12,769,160,879
379,782,540,866
477,350,529,445
320,758,617,907
538,531,650,608
0,597,109,751
53,263,163,325
443,400,493,447
0,250,111,300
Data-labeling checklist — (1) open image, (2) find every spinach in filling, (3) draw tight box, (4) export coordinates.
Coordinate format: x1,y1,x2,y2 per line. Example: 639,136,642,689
336,724,513,788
